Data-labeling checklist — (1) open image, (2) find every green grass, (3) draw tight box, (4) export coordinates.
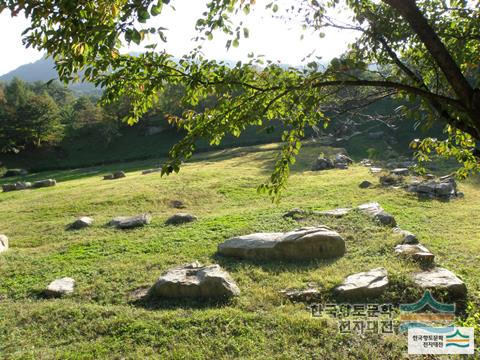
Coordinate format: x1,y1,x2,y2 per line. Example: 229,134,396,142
0,142,479,359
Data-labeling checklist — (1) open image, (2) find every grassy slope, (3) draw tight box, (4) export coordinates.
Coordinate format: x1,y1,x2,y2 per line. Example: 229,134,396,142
0,143,479,359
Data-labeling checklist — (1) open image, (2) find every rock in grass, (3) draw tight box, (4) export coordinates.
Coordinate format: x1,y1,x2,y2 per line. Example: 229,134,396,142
412,267,467,299
218,226,345,261
334,268,389,300
32,179,56,188
0,234,8,253
311,157,334,171
394,244,435,266
393,227,418,244
282,208,307,219
370,167,383,174
391,168,409,176
165,213,198,225
142,168,162,175
45,277,75,297
170,200,186,209
103,171,126,180
357,202,396,227
149,262,240,299
69,216,94,230
359,180,372,189
109,214,151,229
2,181,32,192
280,288,320,303
317,208,352,217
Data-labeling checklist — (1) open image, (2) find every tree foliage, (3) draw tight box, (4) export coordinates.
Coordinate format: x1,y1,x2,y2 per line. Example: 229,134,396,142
1,0,479,198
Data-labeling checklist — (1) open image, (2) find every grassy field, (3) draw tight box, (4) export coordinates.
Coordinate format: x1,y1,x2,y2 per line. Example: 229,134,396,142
0,142,479,359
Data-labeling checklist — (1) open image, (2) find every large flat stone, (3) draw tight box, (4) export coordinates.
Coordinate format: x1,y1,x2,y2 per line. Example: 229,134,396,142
334,268,389,300
45,277,75,297
32,179,56,188
109,214,151,229
69,216,94,230
317,208,352,217
0,234,8,253
412,268,467,298
149,262,240,299
394,244,434,266
218,226,345,261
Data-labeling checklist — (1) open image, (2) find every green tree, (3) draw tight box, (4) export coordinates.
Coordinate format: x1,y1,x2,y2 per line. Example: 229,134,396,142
15,92,62,148
2,0,479,196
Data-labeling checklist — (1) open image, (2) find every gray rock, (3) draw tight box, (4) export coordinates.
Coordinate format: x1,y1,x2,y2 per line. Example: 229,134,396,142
281,288,320,302
149,262,240,299
412,268,467,298
391,168,409,176
311,157,334,171
170,200,186,209
358,202,396,227
317,208,352,217
407,177,459,200
394,244,435,266
69,216,94,230
32,179,56,188
142,168,162,175
393,228,418,244
335,153,353,164
2,181,32,192
370,167,383,174
425,173,436,180
0,234,8,253
334,268,388,300
359,180,373,189
218,226,345,261
334,162,348,169
104,171,126,180
165,213,198,225
45,277,75,297
360,159,373,167
380,174,403,186
283,208,307,219
110,214,151,229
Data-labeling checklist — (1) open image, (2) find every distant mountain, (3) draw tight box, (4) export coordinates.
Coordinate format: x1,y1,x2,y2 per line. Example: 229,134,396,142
0,56,100,95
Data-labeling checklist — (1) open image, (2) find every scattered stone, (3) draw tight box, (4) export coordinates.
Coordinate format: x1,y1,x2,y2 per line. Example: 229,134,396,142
109,214,151,229
165,213,198,225
359,180,373,189
311,157,334,171
45,277,75,297
0,234,8,253
280,288,320,302
380,174,403,186
391,168,409,176
370,167,383,174
335,153,353,165
3,168,28,177
2,181,32,192
407,177,459,200
412,268,467,298
32,179,56,188
317,208,352,217
393,227,418,244
149,262,240,299
283,208,307,219
394,244,435,266
142,168,162,175
425,173,436,180
103,171,126,180
357,202,396,227
334,162,348,169
69,216,94,230
334,268,389,300
170,200,186,209
218,226,345,261
360,159,373,167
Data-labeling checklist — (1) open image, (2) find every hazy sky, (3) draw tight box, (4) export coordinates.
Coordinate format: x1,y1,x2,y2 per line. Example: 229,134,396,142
0,1,357,76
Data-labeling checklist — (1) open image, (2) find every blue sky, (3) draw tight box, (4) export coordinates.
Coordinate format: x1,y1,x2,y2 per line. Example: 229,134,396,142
0,1,356,76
